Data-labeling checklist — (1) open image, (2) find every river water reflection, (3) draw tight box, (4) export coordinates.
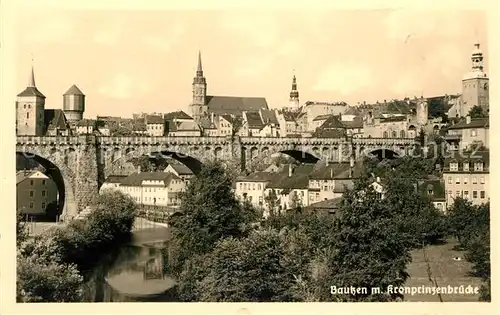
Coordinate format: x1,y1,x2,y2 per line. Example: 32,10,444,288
93,226,179,302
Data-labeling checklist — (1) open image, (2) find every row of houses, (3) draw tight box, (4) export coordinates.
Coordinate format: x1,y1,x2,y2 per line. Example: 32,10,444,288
99,162,195,208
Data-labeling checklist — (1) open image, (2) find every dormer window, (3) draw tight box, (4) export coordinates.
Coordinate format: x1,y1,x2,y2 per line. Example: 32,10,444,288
449,162,459,171
463,162,469,171
474,162,484,171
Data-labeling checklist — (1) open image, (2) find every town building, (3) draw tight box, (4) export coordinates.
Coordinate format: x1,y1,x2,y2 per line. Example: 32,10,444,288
100,171,188,208
445,116,489,151
16,170,58,217
145,115,166,136
443,150,489,206
164,161,195,182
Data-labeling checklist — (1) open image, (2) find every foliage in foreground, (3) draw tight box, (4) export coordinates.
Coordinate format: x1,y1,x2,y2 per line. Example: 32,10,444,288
17,190,138,302
447,199,490,301
168,160,259,275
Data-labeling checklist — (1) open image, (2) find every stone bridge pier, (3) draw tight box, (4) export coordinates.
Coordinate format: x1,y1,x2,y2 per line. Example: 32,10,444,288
16,136,100,221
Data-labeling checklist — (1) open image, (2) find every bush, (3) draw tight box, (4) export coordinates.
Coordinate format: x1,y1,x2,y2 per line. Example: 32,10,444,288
17,190,138,302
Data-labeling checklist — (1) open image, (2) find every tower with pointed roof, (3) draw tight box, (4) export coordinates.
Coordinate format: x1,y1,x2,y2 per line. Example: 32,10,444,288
289,72,299,109
461,42,489,116
63,84,86,122
190,51,208,121
16,64,46,136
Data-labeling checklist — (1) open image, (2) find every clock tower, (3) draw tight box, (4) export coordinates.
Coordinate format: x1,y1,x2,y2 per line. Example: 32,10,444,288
190,51,208,121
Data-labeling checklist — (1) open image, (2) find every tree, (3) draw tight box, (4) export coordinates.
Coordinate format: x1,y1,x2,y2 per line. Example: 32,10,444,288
231,116,244,138
17,256,84,302
16,211,28,246
326,176,413,301
417,129,426,147
289,192,303,212
468,105,487,118
192,228,314,302
168,160,258,275
264,189,279,217
17,227,84,302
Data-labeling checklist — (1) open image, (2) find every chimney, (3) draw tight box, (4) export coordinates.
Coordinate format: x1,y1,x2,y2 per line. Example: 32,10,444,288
363,101,366,105
211,112,215,123
138,165,141,174
288,164,293,177
376,176,380,183
466,115,471,124
330,168,333,178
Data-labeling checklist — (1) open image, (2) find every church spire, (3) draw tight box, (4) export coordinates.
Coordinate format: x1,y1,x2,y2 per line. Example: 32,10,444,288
28,58,36,88
196,50,203,76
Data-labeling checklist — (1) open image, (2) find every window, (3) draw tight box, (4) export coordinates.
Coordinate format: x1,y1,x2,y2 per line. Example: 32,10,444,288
428,189,433,195
472,176,477,184
29,191,34,197
42,202,46,209
258,184,262,190
252,184,256,190
42,179,46,185
480,177,485,184
448,190,452,198
29,202,34,208
239,183,242,190
473,191,478,198
463,163,469,171
464,191,469,199
480,191,485,199
463,177,468,185
455,177,460,184
450,163,458,171
471,129,477,137
448,177,452,184
474,162,484,171
400,130,405,138
456,191,460,197
383,131,388,138
42,190,46,197
27,112,29,119
249,196,252,202
24,104,26,109
258,196,263,203
30,180,34,186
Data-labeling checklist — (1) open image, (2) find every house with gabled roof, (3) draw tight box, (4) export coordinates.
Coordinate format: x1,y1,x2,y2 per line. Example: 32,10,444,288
445,116,489,151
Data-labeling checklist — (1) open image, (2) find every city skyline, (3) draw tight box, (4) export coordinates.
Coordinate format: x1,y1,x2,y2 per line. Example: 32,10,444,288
15,9,487,118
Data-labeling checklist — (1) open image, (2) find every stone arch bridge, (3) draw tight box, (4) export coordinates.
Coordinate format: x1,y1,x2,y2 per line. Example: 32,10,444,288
16,135,417,220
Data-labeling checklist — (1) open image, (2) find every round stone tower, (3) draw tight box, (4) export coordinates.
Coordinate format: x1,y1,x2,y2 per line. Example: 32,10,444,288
63,84,85,122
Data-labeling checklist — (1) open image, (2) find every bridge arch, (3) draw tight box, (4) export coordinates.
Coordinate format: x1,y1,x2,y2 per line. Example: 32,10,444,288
16,151,77,220
365,148,400,160
279,149,320,164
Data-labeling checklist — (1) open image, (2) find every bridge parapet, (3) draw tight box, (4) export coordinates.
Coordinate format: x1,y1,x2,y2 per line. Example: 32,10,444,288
239,137,347,146
353,137,418,146
16,136,94,146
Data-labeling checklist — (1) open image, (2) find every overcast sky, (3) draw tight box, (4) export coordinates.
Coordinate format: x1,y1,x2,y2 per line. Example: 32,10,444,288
14,8,487,118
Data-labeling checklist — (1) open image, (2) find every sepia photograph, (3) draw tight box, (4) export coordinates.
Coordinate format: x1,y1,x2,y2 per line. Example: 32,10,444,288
1,0,495,312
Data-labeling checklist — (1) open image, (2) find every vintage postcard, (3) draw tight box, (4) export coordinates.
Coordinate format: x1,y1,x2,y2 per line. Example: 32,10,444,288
0,0,497,314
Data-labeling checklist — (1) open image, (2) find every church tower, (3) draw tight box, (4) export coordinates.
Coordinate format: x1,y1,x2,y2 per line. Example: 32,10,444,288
16,63,46,136
461,42,489,116
289,73,299,109
190,51,208,121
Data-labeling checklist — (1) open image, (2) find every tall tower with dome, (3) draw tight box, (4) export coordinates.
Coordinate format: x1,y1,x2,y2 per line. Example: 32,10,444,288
461,43,489,116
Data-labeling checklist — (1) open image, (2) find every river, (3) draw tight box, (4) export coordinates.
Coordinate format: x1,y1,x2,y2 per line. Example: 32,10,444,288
85,225,179,302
